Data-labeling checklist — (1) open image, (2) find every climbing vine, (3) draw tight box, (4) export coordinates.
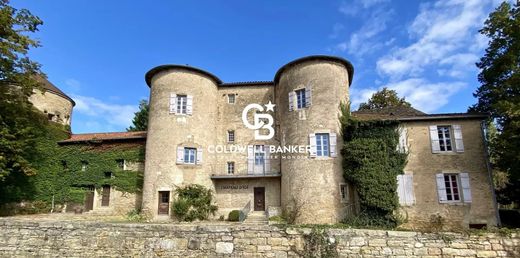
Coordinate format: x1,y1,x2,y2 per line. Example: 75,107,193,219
0,119,144,212
339,103,408,228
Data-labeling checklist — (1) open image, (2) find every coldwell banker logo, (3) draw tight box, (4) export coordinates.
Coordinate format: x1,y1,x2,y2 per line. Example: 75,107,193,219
241,101,275,140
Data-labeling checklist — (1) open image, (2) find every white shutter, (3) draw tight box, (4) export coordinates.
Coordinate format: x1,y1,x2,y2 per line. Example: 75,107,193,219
186,95,193,115
453,125,464,153
329,133,337,157
429,125,441,153
176,146,184,164
247,145,254,174
288,91,295,111
436,173,448,203
397,174,415,206
169,93,177,114
398,127,408,153
309,133,317,157
264,145,271,173
305,85,312,107
397,175,406,205
196,148,203,164
460,173,472,203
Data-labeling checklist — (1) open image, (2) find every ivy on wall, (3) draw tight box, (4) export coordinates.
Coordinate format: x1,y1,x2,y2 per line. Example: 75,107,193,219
339,104,408,228
0,120,144,209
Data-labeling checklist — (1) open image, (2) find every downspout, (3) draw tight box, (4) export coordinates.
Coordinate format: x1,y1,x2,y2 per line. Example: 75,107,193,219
480,120,501,227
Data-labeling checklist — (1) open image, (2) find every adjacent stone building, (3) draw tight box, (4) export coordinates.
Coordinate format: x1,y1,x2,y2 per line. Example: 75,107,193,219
39,55,499,229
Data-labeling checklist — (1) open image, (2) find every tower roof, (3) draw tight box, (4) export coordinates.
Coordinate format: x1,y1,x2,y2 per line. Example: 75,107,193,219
35,75,75,106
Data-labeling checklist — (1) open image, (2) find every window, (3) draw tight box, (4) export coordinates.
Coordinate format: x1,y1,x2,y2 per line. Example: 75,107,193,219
437,126,453,152
176,95,188,114
296,89,306,109
436,173,472,203
443,174,460,201
228,94,236,104
340,184,348,203
116,159,126,170
61,160,68,170
316,133,330,157
104,172,113,179
254,145,265,165
81,161,88,171
227,162,235,174
184,148,196,164
227,130,235,143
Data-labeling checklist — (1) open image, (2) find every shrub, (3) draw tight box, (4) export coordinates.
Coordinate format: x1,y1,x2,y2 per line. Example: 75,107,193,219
172,184,218,222
228,210,240,221
126,208,147,222
172,198,190,221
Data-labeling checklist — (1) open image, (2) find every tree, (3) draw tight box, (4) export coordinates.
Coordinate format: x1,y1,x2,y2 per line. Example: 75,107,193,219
470,1,520,205
0,0,45,182
358,87,411,111
127,99,149,131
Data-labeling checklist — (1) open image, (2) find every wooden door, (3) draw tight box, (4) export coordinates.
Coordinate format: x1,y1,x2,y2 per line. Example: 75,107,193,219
101,185,110,206
158,191,170,215
254,187,265,211
84,186,95,211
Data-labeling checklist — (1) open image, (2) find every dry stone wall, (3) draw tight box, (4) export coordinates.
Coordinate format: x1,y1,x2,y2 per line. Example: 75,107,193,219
0,219,518,257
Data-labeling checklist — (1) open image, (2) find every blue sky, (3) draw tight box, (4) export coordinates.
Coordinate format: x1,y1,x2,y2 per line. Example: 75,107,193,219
12,0,506,133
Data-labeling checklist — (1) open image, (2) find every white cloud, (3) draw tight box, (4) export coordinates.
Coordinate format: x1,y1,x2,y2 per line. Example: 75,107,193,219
335,7,394,56
350,87,377,108
64,78,81,92
352,79,466,113
376,0,493,78
71,94,138,131
339,0,390,16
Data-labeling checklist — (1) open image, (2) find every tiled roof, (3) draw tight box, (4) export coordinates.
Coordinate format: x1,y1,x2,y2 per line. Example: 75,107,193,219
352,107,488,121
58,131,147,144
352,106,426,120
34,75,75,106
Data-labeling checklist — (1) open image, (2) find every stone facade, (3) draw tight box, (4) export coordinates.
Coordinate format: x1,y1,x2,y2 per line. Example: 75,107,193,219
0,219,518,257
142,56,354,223
399,118,498,230
140,55,499,228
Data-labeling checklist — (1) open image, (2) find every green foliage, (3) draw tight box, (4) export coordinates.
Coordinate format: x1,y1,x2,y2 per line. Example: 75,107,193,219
0,0,45,182
358,87,411,111
172,198,190,221
126,208,147,222
127,99,149,132
300,228,338,258
228,210,240,221
171,184,218,222
470,2,520,205
0,119,145,207
342,210,400,229
340,108,407,228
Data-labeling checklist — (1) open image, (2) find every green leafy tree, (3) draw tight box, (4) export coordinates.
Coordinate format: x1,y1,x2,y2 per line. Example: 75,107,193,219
358,87,411,111
470,1,520,205
127,99,149,131
0,0,44,181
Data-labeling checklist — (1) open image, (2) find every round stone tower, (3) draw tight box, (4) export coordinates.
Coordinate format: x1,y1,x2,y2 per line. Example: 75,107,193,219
274,55,354,224
142,65,221,218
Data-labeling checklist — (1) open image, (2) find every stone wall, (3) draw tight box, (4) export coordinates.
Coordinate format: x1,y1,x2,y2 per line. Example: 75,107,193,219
401,119,498,230
0,220,518,257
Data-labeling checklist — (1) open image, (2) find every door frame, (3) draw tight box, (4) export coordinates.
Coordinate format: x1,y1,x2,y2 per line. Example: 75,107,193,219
253,187,265,211
158,191,170,215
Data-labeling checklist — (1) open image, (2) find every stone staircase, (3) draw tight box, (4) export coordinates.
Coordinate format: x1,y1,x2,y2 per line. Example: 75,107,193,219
243,211,268,225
